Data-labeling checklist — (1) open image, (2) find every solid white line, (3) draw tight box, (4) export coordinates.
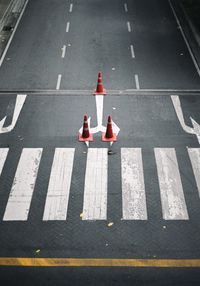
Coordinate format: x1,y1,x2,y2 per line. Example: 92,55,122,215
0,148,9,175
56,74,62,90
130,45,135,58
69,3,73,13
3,148,42,221
43,148,75,220
154,148,189,220
127,21,131,32
82,148,107,220
135,74,140,89
124,3,128,12
0,0,29,67
66,22,70,33
61,45,66,58
121,148,147,220
188,148,200,197
168,0,200,77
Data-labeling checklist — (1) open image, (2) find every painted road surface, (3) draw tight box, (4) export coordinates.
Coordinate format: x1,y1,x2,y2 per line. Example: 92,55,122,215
0,0,199,90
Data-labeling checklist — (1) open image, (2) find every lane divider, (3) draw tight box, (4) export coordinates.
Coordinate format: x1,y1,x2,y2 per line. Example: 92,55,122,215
56,74,62,90
1,258,200,267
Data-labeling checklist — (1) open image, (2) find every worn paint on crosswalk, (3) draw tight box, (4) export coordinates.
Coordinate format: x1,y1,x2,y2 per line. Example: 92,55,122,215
0,147,199,221
82,148,107,220
121,148,147,220
43,148,75,220
188,148,200,197
0,148,9,175
3,148,42,221
154,148,189,220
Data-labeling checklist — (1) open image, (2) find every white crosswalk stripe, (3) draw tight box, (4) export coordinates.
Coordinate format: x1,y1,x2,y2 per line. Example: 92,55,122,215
188,148,200,197
43,148,75,220
154,148,189,220
82,148,107,220
121,148,147,220
0,147,200,221
3,148,43,221
0,148,9,176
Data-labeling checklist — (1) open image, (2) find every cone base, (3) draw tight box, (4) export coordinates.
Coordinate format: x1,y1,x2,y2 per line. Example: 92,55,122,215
79,133,93,142
102,133,117,142
93,88,106,95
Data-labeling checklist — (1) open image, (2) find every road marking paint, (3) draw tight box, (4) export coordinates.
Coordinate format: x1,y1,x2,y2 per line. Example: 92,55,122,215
69,3,73,12
61,45,66,58
171,95,200,144
130,45,135,58
168,0,200,77
3,148,42,221
0,94,27,133
154,148,189,220
127,21,131,32
188,148,200,197
82,148,107,220
1,258,200,267
66,22,70,33
121,148,147,220
43,148,75,220
56,74,62,90
0,0,29,67
124,3,128,12
0,149,9,175
135,74,140,89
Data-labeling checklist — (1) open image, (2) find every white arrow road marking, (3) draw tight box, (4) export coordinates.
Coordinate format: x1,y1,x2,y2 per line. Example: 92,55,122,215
78,94,120,138
171,95,200,144
0,94,27,134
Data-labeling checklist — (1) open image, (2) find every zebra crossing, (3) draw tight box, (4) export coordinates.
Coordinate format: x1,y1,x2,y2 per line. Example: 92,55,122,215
0,147,199,222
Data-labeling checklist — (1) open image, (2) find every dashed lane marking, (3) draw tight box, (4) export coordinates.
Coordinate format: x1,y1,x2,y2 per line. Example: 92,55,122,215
127,21,131,32
124,3,128,12
69,3,73,13
134,74,140,89
56,74,62,90
61,45,66,58
130,45,135,58
1,258,200,267
66,22,70,33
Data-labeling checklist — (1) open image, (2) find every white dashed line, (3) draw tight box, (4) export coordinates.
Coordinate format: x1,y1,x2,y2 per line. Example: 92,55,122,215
61,45,66,58
124,3,128,12
135,74,140,90
66,22,70,33
56,74,62,90
127,21,131,32
69,3,73,13
130,45,135,58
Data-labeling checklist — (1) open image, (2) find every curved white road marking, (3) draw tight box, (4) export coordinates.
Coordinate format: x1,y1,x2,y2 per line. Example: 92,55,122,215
171,95,200,143
0,94,26,133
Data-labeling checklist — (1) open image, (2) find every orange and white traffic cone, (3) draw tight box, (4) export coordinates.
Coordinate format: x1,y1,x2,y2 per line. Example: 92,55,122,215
79,114,93,141
102,115,117,142
94,72,106,95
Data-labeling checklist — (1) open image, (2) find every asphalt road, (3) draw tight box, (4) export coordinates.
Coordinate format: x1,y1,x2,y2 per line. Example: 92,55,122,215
0,0,199,90
0,0,200,285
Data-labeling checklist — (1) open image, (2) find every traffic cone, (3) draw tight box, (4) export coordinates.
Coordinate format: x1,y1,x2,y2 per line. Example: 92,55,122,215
94,72,106,95
79,114,93,141
102,115,117,142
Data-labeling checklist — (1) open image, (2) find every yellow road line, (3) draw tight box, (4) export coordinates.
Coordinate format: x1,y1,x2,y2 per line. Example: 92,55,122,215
1,258,200,267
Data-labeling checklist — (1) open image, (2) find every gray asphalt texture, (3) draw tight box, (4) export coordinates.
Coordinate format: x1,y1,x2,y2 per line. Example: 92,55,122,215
0,0,199,90
0,0,200,285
